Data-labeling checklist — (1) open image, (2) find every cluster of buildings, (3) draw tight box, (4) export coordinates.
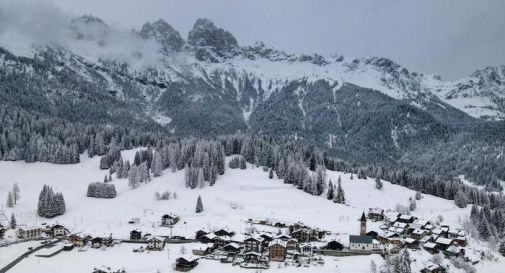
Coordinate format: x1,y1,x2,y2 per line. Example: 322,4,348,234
15,224,69,239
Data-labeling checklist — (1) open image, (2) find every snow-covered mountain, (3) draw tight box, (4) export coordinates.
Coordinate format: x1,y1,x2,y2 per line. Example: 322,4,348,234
1,16,505,187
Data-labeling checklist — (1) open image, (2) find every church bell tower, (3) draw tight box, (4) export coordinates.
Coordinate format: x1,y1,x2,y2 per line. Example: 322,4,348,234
360,212,367,236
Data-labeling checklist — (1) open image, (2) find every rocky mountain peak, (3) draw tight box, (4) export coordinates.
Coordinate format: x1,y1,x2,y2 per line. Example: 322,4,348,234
137,19,184,54
188,18,238,49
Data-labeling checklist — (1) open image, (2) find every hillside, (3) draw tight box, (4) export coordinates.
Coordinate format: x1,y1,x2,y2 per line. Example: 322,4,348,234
0,149,503,273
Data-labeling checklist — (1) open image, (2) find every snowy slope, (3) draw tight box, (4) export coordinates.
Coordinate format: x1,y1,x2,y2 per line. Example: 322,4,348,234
0,149,504,272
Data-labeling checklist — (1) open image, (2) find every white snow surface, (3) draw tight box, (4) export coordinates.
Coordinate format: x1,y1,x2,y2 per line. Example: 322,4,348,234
0,148,504,272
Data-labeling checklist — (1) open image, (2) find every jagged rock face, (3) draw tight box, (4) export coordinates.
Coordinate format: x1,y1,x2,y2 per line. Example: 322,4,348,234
188,18,239,62
138,19,184,54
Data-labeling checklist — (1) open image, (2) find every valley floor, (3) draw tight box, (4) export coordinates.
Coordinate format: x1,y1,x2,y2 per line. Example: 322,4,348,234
0,149,503,273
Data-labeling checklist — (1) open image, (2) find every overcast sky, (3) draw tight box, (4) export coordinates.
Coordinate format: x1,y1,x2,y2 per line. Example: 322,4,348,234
12,0,505,80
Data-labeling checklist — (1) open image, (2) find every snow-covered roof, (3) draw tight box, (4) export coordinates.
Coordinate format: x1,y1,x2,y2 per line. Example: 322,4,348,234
268,239,287,248
223,242,240,249
203,233,217,240
423,242,437,249
368,208,384,214
349,235,372,244
404,238,416,244
244,251,261,256
435,238,453,245
393,222,408,228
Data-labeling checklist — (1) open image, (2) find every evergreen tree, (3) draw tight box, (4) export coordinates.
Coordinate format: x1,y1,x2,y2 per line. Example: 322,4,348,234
327,180,334,200
499,241,505,257
152,150,163,177
198,168,205,188
12,183,20,205
455,192,468,208
6,191,14,208
10,213,16,229
196,195,203,213
415,191,422,200
269,168,274,179
334,178,346,204
375,177,383,190
409,198,417,211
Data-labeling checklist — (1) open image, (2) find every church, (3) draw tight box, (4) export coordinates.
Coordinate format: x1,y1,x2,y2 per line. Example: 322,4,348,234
349,212,381,251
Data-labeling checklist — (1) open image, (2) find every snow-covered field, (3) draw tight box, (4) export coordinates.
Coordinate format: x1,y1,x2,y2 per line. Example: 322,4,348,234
0,149,503,272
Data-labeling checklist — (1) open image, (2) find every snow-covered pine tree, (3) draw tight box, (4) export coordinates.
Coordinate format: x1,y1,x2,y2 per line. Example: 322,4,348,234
209,164,217,186
375,177,383,190
415,191,422,200
152,150,163,177
122,160,131,178
128,165,140,189
195,195,203,213
10,213,16,229
499,241,505,257
6,191,14,208
327,180,334,200
455,192,468,208
184,165,191,188
198,168,205,188
409,198,417,211
12,183,20,205
269,168,274,179
334,178,346,204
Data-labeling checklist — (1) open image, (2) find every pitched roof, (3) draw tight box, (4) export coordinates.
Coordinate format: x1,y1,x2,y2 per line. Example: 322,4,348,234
268,239,287,248
361,212,367,222
349,235,372,244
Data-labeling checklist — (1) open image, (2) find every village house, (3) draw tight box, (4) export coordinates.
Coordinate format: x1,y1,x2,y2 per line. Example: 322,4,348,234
214,228,235,237
49,224,68,237
161,214,180,226
259,233,274,248
244,251,262,263
68,234,87,247
175,256,199,272
195,229,208,240
434,238,453,251
286,238,299,251
244,236,263,252
147,236,165,250
268,239,287,262
420,262,447,273
130,230,142,240
368,208,385,221
404,237,419,249
325,240,344,251
215,235,232,248
423,242,438,254
396,214,415,224
299,243,313,256
192,243,214,256
411,229,427,240
199,233,217,244
221,242,241,254
16,226,42,239
445,245,464,258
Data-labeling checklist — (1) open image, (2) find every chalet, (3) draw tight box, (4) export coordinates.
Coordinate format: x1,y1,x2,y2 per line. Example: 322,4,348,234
199,233,217,244
274,234,291,241
192,243,214,256
411,229,427,240
268,239,287,262
434,238,453,251
420,262,446,273
147,236,165,250
404,238,419,249
195,230,208,240
68,234,86,247
244,236,263,252
366,231,379,240
222,242,241,254
396,214,415,224
91,237,103,248
130,230,142,240
49,224,68,237
16,226,42,239
214,228,235,237
215,235,232,248
259,233,274,244
273,222,286,228
161,214,179,226
423,242,438,254
286,238,299,250
349,235,373,251
325,240,344,251
175,256,198,272
291,229,311,242
368,208,385,221
299,243,313,256
454,235,467,246
387,237,404,248
444,245,463,257
244,251,262,263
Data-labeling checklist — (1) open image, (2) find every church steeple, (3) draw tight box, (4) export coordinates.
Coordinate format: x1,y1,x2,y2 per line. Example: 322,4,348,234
360,212,367,236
